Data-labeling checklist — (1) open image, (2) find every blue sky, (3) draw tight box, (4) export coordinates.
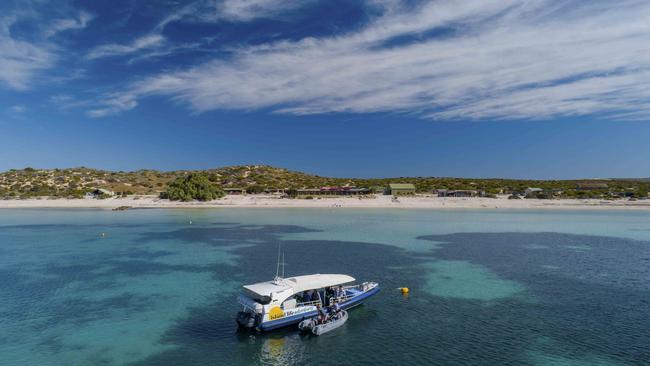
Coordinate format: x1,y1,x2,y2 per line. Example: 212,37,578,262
1,0,649,179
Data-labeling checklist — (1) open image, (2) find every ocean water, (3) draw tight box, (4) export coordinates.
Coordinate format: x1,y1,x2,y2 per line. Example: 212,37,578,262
0,208,649,366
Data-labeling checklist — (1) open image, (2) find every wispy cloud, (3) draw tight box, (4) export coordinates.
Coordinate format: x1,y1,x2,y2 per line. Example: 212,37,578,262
44,11,93,38
10,105,26,113
87,0,308,64
86,34,165,60
0,8,91,90
93,0,650,121
216,0,304,22
0,16,55,90
157,0,306,30
86,93,137,118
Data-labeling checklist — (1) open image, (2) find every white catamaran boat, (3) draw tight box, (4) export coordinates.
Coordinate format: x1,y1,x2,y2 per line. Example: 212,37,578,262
236,273,379,331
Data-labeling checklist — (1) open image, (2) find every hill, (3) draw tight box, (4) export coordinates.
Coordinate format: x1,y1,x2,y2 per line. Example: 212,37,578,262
0,165,646,199
0,166,349,198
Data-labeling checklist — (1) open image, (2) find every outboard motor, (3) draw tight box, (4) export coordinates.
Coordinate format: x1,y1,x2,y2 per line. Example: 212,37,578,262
236,311,257,328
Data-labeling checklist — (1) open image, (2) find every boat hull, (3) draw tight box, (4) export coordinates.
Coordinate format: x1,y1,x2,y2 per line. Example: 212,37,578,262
258,285,380,331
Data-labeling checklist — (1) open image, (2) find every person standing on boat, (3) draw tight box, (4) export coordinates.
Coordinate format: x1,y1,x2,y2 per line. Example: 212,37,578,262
325,287,334,304
308,290,317,303
332,301,341,320
316,304,328,324
336,285,345,299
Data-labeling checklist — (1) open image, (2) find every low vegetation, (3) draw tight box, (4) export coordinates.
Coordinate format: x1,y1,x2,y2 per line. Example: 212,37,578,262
160,173,224,201
0,165,647,200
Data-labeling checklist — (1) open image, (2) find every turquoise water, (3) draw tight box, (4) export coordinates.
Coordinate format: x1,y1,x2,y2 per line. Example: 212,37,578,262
1,208,649,365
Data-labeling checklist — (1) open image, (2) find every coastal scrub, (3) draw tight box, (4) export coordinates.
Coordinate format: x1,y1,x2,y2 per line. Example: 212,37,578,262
160,173,224,201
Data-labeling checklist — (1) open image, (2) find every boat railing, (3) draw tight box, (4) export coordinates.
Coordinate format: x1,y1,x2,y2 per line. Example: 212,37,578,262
328,282,377,304
297,282,378,308
342,281,377,292
295,299,322,308
329,291,359,303
329,295,352,304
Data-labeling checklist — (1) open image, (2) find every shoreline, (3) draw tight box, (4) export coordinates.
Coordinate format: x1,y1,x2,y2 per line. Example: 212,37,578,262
1,195,650,210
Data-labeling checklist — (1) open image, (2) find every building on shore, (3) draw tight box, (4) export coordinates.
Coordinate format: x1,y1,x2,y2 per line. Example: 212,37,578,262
262,188,287,195
524,187,543,196
224,187,246,195
387,183,416,195
295,186,371,196
525,187,559,199
610,191,634,198
85,188,115,198
436,189,484,198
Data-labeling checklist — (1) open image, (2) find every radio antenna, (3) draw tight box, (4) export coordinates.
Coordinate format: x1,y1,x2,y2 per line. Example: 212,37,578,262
274,243,282,280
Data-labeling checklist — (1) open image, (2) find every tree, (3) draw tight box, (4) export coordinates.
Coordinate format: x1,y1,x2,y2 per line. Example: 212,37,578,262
160,173,225,201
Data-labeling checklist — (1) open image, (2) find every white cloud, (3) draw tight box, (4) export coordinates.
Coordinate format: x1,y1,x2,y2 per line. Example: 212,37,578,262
44,11,93,38
10,105,26,113
50,94,74,104
0,9,91,91
0,17,55,90
86,34,165,60
123,0,308,63
96,0,650,121
157,0,306,30
87,94,137,118
216,0,304,22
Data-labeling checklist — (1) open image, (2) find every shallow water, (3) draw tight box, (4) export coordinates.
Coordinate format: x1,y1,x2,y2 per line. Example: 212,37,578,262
1,208,649,365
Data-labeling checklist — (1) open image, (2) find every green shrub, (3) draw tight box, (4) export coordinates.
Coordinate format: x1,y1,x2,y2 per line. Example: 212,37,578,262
160,173,225,201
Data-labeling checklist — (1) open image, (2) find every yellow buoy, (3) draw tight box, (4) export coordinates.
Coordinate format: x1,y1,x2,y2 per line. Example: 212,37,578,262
400,287,409,294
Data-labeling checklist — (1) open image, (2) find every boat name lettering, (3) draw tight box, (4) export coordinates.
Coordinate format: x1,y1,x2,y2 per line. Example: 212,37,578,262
269,306,312,320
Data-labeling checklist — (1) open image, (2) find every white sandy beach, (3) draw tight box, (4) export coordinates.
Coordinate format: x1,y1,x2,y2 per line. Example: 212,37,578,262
1,194,649,210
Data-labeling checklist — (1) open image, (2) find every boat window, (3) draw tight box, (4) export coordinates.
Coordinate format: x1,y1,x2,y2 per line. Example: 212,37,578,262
282,298,297,309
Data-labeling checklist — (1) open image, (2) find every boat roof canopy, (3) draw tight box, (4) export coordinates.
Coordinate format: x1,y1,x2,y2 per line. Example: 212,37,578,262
243,274,355,299
243,281,290,301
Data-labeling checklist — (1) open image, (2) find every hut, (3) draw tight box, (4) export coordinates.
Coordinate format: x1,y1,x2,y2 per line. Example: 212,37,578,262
295,186,371,196
388,183,416,195
224,187,246,195
85,188,115,198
